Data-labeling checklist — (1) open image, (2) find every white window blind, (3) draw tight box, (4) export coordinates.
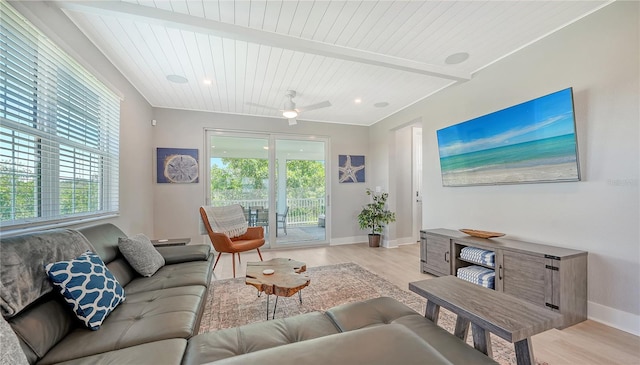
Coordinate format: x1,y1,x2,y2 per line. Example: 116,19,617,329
0,2,120,230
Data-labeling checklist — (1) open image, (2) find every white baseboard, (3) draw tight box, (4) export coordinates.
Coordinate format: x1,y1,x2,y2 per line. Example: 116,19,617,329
330,236,367,246
382,239,398,248
588,301,640,336
396,236,417,245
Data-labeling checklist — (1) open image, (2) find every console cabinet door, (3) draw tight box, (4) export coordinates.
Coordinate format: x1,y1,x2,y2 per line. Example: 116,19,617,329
424,235,451,276
496,250,551,308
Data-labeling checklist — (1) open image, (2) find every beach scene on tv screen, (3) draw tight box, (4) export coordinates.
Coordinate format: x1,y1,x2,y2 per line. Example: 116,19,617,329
436,88,580,186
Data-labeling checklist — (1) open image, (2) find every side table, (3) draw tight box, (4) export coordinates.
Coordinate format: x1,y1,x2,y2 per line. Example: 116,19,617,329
151,238,191,247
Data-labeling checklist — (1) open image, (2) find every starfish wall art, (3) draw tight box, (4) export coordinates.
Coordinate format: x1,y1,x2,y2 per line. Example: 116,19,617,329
338,155,365,183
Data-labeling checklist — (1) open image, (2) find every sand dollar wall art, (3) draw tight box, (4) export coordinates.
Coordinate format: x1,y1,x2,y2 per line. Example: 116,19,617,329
156,148,199,183
436,88,581,187
338,155,365,183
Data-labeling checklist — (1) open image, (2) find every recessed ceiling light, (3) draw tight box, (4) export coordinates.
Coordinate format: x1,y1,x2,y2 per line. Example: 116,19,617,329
354,98,362,104
445,52,470,65
374,102,389,108
263,146,269,150
167,74,188,83
203,79,213,85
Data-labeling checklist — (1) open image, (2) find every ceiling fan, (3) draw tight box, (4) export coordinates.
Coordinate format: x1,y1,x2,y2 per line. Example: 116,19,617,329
247,90,331,125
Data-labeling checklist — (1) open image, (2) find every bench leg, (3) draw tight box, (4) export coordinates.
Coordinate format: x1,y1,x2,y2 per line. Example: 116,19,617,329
514,338,535,365
471,323,493,358
454,316,470,341
424,300,440,324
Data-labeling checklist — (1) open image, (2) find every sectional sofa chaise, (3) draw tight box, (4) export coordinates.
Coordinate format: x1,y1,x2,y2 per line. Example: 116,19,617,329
1,223,496,365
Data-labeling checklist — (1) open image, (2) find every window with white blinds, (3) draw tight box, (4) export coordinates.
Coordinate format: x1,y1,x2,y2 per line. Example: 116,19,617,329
0,2,120,230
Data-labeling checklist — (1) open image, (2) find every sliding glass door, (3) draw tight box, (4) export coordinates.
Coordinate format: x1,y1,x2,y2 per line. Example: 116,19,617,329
272,138,326,248
205,131,328,247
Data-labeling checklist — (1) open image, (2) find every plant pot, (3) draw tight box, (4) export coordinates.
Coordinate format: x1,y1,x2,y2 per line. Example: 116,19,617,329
368,234,381,247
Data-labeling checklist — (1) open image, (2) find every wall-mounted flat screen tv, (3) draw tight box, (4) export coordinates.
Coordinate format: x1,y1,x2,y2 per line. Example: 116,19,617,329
436,87,580,187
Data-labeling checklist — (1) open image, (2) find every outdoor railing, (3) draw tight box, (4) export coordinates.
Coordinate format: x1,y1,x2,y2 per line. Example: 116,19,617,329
212,197,324,226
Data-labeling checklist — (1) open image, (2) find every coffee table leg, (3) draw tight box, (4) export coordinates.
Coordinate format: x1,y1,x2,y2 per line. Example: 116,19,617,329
273,296,279,319
514,338,534,365
266,295,270,321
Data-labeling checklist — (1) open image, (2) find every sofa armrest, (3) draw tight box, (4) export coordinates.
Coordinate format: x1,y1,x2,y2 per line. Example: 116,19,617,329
203,325,453,365
155,245,211,264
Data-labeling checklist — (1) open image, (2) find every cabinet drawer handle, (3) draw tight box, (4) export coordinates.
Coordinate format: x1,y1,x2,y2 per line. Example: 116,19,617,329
498,265,503,280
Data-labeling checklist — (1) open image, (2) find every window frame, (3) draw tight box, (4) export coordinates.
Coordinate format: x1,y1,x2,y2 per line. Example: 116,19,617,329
1,2,120,233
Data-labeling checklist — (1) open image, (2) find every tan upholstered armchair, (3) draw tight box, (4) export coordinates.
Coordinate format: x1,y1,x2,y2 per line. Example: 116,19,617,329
199,207,265,278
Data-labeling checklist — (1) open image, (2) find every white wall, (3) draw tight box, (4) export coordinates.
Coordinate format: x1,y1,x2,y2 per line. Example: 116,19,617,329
10,1,155,236
150,108,370,244
370,2,639,334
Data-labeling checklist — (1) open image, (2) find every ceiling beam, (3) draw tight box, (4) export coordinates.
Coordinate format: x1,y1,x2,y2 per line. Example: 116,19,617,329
56,1,471,81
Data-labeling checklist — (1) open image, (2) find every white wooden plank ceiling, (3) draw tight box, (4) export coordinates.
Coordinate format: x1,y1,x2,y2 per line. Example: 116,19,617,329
57,1,611,126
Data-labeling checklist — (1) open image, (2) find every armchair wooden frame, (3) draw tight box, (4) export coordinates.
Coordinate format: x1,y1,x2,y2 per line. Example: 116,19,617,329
200,207,265,278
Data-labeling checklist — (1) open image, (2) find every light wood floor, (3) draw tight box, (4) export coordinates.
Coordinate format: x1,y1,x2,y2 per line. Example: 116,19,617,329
210,242,640,365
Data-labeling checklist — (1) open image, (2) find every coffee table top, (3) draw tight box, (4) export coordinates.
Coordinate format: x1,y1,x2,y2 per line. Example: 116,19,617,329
246,258,309,297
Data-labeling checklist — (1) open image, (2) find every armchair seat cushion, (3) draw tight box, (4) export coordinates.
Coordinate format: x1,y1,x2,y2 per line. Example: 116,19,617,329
222,238,264,253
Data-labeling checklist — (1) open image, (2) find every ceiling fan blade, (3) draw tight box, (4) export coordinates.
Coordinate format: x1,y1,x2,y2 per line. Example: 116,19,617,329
288,118,297,126
246,102,280,111
296,100,331,112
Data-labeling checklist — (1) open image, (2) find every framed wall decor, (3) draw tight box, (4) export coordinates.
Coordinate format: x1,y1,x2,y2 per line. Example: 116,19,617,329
156,148,199,183
436,88,580,187
338,154,365,183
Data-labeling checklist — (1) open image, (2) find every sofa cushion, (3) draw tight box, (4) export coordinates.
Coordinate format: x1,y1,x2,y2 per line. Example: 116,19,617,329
118,234,165,277
208,324,453,365
0,229,93,318
1,314,29,365
183,312,339,365
37,286,205,365
325,297,498,365
50,339,187,365
77,223,139,288
45,251,125,330
7,294,77,363
124,259,214,295
76,223,127,265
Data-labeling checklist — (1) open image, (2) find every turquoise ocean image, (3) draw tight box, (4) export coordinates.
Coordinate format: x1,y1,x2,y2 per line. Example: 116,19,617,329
437,88,580,186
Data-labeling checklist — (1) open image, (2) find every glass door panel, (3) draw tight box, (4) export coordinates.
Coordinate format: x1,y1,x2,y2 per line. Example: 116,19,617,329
273,138,327,247
206,131,328,248
207,134,271,243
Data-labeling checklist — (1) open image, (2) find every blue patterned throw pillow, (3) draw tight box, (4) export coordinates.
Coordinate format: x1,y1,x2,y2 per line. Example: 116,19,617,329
45,251,125,330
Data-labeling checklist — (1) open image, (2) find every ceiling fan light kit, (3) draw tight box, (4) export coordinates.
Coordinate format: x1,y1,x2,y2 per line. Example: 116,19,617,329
282,110,298,119
246,89,331,126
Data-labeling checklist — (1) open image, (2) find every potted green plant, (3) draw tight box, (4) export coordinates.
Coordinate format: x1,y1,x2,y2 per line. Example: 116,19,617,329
357,188,396,247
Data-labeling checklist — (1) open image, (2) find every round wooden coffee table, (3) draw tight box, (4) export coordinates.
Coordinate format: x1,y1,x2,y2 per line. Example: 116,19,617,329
245,258,310,320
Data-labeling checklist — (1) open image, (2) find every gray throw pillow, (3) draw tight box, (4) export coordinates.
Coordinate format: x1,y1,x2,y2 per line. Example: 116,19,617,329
118,234,165,277
1,315,29,365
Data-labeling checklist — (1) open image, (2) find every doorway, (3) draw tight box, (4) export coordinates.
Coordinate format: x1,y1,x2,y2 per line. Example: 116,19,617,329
205,131,329,248
392,122,422,245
